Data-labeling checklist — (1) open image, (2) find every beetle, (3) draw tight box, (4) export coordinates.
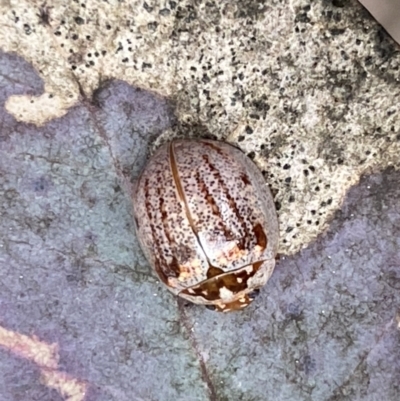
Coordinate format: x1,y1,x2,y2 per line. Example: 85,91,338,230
132,139,279,312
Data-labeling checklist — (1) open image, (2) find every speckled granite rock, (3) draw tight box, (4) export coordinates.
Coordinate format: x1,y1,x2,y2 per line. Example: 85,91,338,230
1,0,400,255
0,42,399,401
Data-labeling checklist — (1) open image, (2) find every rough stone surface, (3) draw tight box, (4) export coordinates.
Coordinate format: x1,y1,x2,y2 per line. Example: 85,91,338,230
0,47,399,401
1,0,400,254
1,2,400,400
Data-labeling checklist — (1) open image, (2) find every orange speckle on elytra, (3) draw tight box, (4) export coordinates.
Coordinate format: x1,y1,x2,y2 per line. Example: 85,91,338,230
229,247,247,260
178,259,203,281
190,259,201,268
178,272,191,281
215,243,247,265
217,256,228,265
254,245,263,253
0,325,87,401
